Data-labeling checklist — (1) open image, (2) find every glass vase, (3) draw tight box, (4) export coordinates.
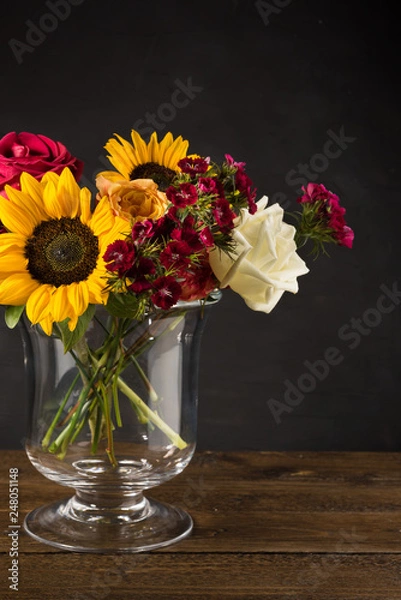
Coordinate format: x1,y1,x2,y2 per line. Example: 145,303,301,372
20,293,220,552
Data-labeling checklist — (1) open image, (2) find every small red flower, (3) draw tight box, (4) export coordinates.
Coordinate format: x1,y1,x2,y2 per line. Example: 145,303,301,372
171,224,203,252
224,154,246,170
166,183,198,208
127,257,155,293
160,241,192,270
129,279,153,293
166,205,180,222
212,198,236,231
177,156,210,176
199,226,214,248
131,219,155,244
103,240,135,275
179,254,218,301
151,214,176,238
151,276,182,309
235,169,257,214
198,177,218,194
298,183,338,206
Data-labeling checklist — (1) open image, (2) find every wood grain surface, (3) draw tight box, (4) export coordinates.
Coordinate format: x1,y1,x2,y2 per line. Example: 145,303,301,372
1,451,401,599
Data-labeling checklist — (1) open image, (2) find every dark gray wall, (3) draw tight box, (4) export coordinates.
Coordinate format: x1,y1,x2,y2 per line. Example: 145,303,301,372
0,0,400,451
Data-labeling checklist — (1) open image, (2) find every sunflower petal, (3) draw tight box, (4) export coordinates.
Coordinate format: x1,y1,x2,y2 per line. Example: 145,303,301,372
98,217,129,252
42,179,62,219
5,185,46,226
0,194,36,237
0,273,39,305
0,249,27,273
0,233,26,254
89,196,115,237
164,135,189,168
86,271,107,304
67,281,89,317
105,138,133,179
41,172,60,186
38,314,54,336
49,287,72,323
57,167,81,217
26,284,53,324
130,130,149,165
19,173,48,220
79,187,92,225
156,132,173,164
114,134,137,164
67,313,79,332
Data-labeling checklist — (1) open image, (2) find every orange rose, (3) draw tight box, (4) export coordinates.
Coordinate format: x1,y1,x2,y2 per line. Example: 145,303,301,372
96,176,168,223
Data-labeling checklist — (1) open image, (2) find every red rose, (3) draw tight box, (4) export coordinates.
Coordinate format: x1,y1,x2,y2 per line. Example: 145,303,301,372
0,132,83,197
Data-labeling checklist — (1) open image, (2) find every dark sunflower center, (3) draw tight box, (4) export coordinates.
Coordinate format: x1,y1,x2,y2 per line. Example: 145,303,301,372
25,217,99,287
130,162,176,191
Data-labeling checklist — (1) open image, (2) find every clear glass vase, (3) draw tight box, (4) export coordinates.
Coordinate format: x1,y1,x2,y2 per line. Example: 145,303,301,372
21,293,220,552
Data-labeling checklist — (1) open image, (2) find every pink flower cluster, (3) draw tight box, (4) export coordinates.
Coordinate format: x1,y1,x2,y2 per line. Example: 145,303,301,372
297,183,354,248
225,154,257,215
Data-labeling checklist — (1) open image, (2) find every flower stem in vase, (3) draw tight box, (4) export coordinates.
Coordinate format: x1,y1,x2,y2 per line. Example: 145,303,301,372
40,313,188,464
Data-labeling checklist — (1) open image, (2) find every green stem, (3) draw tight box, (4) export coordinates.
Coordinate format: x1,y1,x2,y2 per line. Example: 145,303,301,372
43,313,189,464
41,373,80,449
91,403,104,455
112,372,123,427
99,381,118,468
49,399,91,458
128,354,159,403
48,367,101,457
117,377,187,450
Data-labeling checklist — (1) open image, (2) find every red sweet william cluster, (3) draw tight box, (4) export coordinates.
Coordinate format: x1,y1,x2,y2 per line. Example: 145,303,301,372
296,183,354,251
103,153,258,314
104,214,217,310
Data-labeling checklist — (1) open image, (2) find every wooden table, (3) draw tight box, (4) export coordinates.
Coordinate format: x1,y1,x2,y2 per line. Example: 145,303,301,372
1,450,401,599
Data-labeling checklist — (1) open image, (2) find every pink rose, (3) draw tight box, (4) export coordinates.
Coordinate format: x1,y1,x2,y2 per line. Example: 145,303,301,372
0,132,83,197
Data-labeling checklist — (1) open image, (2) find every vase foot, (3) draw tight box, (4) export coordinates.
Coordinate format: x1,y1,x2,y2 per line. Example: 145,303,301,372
23,496,193,553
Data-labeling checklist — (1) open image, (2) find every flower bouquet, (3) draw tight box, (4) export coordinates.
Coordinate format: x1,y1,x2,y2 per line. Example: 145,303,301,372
0,129,353,551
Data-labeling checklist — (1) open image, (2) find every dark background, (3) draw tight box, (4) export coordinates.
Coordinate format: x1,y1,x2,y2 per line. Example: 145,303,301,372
0,0,400,451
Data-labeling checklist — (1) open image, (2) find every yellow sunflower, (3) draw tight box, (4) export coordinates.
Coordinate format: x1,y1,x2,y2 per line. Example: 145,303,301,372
98,129,189,190
0,168,129,335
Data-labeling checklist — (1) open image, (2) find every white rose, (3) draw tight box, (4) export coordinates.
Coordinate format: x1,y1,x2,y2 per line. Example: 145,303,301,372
209,196,309,313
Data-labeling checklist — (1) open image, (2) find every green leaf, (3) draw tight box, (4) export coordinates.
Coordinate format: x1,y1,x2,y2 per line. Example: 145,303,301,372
106,293,142,319
57,305,96,353
5,305,25,329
